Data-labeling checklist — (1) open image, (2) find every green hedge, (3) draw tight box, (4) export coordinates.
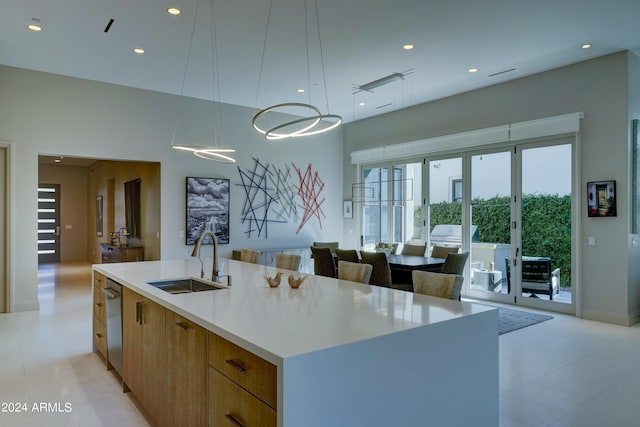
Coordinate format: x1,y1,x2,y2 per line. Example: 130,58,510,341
428,194,571,287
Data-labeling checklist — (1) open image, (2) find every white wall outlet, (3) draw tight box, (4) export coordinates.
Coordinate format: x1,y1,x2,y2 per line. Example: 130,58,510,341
587,236,596,246
179,230,185,238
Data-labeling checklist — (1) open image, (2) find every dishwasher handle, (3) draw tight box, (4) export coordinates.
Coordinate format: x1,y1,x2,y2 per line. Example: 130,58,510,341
101,287,120,300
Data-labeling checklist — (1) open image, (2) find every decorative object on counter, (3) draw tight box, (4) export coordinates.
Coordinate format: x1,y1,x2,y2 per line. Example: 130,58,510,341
119,227,130,246
288,274,307,289
587,179,617,217
251,0,341,140
264,272,283,288
186,177,230,245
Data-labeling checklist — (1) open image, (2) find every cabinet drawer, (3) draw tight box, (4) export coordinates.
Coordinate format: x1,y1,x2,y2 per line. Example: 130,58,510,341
94,271,106,288
93,316,107,360
93,285,106,323
209,367,276,427
208,333,277,409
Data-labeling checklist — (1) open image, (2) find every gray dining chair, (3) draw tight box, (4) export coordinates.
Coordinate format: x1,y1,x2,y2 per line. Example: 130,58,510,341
310,246,337,278
412,270,463,300
335,248,360,263
338,260,373,284
441,252,469,275
430,245,459,259
240,249,261,264
275,253,301,271
360,251,392,287
401,243,427,256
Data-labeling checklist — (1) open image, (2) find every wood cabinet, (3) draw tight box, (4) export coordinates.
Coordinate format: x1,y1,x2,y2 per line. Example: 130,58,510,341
92,272,108,362
122,287,166,426
166,311,207,427
208,332,277,427
101,244,144,263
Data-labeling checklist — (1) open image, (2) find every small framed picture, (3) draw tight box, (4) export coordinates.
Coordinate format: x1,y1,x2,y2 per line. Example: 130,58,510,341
343,200,353,219
587,180,616,217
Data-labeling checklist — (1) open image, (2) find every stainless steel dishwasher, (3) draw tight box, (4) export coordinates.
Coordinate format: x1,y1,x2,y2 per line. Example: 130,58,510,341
102,278,123,377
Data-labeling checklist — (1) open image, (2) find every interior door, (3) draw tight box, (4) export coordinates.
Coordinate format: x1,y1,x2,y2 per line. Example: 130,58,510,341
37,183,61,263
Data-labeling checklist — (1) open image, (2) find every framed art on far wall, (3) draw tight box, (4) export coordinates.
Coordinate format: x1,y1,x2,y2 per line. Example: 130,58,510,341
587,180,616,217
186,177,230,244
343,200,353,219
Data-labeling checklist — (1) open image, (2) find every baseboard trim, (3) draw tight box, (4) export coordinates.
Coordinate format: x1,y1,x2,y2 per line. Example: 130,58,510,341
581,307,638,326
12,300,40,312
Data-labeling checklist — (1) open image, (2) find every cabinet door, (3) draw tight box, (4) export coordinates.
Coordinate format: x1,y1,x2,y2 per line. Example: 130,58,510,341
209,367,277,427
141,297,166,426
166,311,207,427
122,287,143,397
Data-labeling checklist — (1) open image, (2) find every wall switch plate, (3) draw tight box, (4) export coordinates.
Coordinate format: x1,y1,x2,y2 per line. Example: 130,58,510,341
588,236,596,246
179,230,184,238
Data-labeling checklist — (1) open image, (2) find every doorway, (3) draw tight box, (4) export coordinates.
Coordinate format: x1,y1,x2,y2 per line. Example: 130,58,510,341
466,140,574,313
37,183,61,264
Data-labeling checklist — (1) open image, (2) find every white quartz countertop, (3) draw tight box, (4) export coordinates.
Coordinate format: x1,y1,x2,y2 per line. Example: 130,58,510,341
94,258,495,365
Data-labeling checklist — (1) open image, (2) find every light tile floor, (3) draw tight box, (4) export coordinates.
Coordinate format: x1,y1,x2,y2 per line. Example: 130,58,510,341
1,262,640,426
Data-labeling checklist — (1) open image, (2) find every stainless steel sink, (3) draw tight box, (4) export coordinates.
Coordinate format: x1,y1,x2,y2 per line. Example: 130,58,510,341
146,277,228,294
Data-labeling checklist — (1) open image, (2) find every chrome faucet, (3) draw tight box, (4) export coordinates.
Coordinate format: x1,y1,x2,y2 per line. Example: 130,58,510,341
191,230,232,285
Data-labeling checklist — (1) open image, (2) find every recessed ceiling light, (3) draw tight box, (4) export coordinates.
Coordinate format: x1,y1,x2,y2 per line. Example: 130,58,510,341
403,44,414,50
132,48,145,55
27,24,42,32
359,102,366,107
468,68,478,73
581,43,592,49
297,89,305,93
167,7,181,15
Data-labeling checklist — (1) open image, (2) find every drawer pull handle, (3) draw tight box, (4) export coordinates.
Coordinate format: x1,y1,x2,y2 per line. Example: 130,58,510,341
225,413,244,427
95,333,103,338
175,321,189,330
225,359,247,373
95,302,102,307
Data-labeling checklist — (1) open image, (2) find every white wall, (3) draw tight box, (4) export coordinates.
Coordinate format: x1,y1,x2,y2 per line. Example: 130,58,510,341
343,52,636,325
0,65,343,312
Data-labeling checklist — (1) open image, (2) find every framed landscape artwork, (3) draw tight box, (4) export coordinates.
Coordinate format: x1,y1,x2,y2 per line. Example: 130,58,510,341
587,180,616,217
186,177,230,244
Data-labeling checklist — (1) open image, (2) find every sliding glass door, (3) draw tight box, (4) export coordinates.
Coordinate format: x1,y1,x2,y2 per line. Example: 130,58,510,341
468,150,513,302
516,142,573,310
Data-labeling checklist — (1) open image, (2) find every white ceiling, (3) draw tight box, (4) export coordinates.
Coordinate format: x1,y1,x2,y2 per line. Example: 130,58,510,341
2,0,640,124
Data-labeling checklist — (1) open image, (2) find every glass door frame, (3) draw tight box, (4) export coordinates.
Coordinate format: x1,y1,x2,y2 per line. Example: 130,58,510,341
359,158,424,251
463,146,515,305
512,138,576,315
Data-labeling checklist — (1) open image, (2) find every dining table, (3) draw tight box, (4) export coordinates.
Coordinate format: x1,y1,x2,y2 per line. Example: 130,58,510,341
386,254,446,288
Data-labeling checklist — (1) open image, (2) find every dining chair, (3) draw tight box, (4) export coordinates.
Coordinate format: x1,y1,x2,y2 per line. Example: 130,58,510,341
335,248,360,263
310,246,337,278
359,251,392,287
240,249,261,264
337,260,373,284
275,253,301,271
412,270,463,300
312,241,339,250
231,250,242,261
401,243,427,256
430,245,459,259
441,251,469,275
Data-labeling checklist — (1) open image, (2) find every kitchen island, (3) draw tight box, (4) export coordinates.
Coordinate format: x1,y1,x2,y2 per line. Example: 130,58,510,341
93,258,498,427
